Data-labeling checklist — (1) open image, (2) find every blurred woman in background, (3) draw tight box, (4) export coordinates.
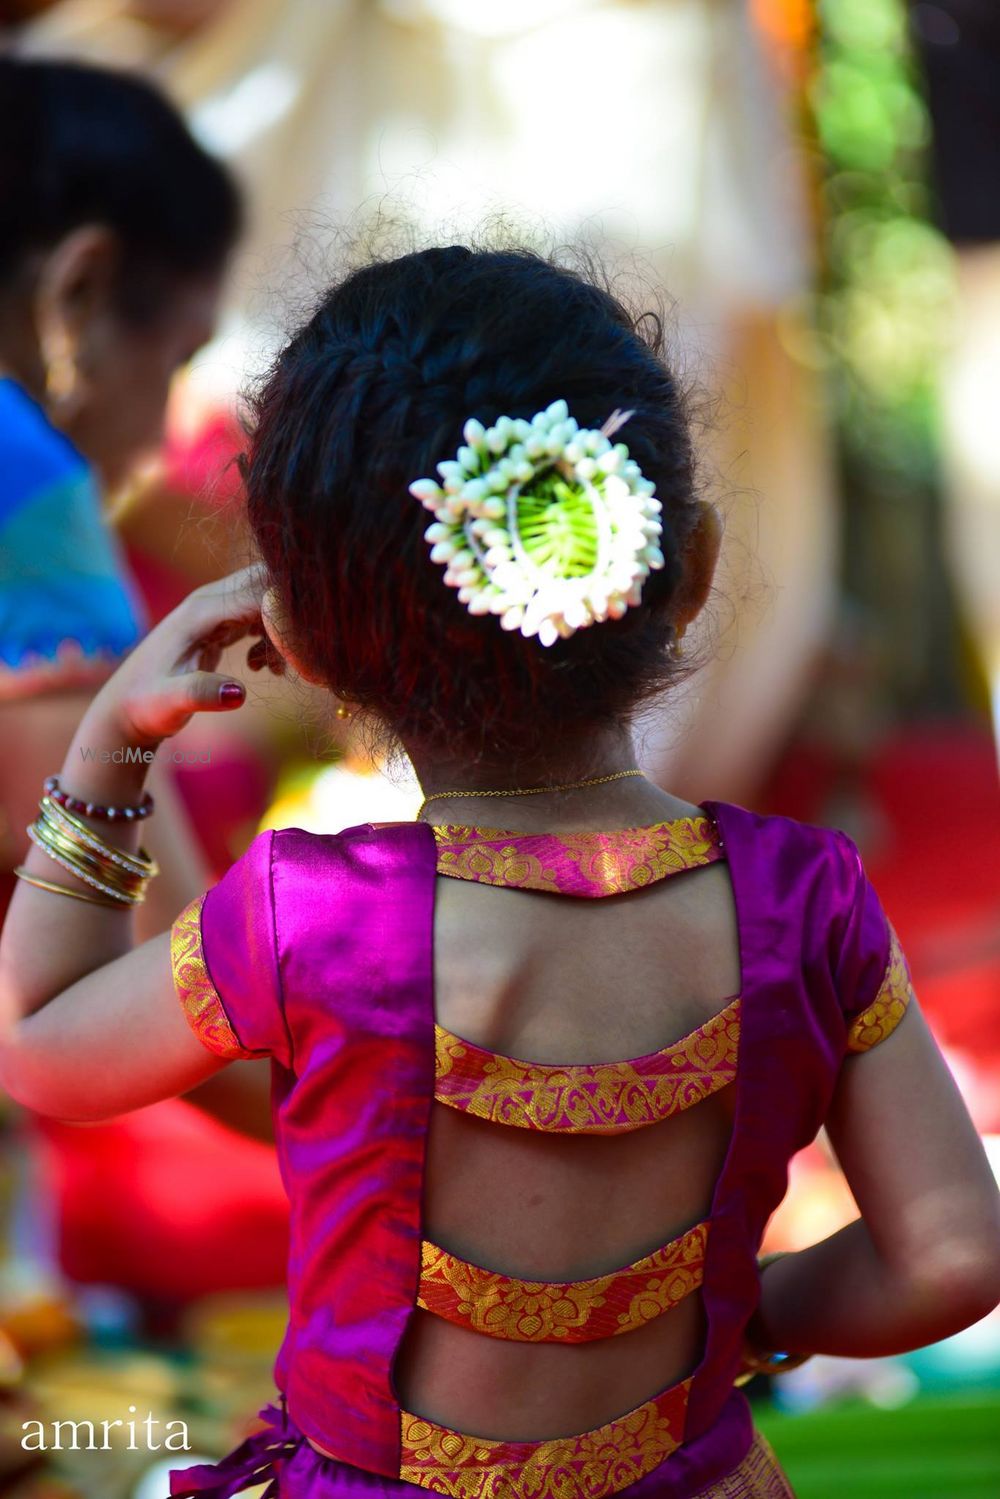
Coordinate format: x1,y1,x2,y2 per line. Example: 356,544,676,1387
0,62,284,1341
0,55,241,928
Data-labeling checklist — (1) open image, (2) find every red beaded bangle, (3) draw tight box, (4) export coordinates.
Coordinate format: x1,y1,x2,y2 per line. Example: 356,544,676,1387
43,775,154,822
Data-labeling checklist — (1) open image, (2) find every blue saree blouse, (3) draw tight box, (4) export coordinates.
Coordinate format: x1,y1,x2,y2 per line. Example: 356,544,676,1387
0,377,145,699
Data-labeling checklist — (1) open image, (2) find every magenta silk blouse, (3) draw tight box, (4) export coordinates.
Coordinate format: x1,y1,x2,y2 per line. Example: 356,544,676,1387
168,802,912,1498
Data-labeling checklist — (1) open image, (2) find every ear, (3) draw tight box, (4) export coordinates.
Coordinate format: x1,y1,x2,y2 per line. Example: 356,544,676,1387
260,586,327,685
34,225,120,375
672,501,722,635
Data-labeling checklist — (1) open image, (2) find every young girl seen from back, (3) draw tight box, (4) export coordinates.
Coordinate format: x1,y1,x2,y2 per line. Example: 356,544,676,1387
1,246,998,1499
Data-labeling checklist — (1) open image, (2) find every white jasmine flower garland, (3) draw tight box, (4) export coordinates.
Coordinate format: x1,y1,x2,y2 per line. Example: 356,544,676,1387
408,400,665,647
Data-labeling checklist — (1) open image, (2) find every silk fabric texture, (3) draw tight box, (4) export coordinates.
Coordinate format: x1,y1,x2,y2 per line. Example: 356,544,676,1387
169,804,907,1497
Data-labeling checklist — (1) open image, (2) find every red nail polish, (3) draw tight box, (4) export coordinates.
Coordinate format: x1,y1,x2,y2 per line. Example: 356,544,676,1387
219,682,245,706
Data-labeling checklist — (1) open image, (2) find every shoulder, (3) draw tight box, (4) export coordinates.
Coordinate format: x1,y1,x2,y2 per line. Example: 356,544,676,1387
174,824,436,1069
705,799,861,898
707,801,901,1039
210,821,437,919
0,380,88,527
270,820,436,866
706,799,875,974
267,820,437,913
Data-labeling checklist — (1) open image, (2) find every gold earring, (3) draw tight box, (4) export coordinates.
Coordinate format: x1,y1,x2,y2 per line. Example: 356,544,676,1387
43,329,79,412
671,624,686,660
336,704,352,721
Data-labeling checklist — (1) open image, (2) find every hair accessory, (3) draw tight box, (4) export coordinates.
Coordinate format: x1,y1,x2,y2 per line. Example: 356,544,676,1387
409,401,664,648
43,775,154,822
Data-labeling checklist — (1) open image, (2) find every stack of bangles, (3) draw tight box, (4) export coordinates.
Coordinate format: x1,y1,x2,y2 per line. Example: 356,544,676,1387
16,777,159,909
734,1252,812,1386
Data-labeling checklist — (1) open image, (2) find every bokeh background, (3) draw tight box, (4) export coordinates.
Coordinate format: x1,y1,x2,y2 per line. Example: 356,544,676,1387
0,1,998,1495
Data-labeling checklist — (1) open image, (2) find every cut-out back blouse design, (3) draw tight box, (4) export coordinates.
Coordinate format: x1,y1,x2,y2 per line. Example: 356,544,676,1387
168,808,915,1499
433,999,741,1133
416,1219,709,1342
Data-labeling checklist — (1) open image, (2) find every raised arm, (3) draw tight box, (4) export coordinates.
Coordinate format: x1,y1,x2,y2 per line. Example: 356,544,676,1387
0,568,272,1119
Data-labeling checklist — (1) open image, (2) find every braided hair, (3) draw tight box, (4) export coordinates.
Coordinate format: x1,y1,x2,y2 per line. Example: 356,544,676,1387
246,246,703,763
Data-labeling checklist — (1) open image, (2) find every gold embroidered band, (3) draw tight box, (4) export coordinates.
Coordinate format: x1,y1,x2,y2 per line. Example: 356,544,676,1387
170,896,256,1061
417,1220,709,1342
400,1377,691,1499
432,816,723,898
434,998,741,1133
846,923,914,1053
689,1429,795,1498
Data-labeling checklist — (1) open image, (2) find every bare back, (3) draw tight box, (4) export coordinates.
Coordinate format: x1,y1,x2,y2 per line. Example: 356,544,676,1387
395,812,742,1440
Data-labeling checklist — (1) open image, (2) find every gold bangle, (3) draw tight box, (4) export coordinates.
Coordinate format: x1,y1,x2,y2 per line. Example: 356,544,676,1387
14,867,129,910
31,796,157,906
735,1348,812,1384
34,814,141,876
40,797,157,878
29,820,146,900
734,1251,812,1385
26,824,145,906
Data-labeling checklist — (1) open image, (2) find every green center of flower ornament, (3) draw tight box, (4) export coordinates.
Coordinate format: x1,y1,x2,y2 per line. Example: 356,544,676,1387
409,400,665,648
514,472,601,579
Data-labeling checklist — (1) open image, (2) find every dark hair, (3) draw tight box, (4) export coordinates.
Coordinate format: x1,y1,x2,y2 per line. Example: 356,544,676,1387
247,246,705,763
0,56,241,319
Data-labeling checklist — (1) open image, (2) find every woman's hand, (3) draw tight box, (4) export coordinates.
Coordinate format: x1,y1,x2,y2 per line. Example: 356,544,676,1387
89,564,280,748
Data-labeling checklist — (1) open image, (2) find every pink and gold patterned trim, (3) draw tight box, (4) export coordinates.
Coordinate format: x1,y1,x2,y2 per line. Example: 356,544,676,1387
434,997,740,1133
431,816,723,897
170,896,255,1061
846,923,913,1054
417,1219,708,1342
690,1430,795,1498
400,1377,691,1499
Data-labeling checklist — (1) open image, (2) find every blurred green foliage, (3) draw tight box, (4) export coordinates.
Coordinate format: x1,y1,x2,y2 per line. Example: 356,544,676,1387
811,0,953,484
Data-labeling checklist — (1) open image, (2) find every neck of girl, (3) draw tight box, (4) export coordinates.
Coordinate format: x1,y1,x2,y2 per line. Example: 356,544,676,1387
409,726,699,832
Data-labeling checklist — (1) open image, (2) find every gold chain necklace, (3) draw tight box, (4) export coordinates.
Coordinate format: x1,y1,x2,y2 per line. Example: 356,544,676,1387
418,767,644,816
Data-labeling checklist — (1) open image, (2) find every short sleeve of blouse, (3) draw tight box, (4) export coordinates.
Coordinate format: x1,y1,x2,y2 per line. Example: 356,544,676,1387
170,829,291,1067
830,830,915,1054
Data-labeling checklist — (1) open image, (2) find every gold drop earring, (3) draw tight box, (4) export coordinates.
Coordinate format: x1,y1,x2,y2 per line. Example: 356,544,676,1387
42,327,80,418
670,623,687,660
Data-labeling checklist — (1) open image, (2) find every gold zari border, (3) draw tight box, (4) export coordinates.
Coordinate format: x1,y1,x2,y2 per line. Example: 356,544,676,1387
846,923,913,1053
400,1377,691,1499
431,817,722,896
690,1429,795,1498
170,896,255,1061
434,998,740,1133
417,1220,708,1342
